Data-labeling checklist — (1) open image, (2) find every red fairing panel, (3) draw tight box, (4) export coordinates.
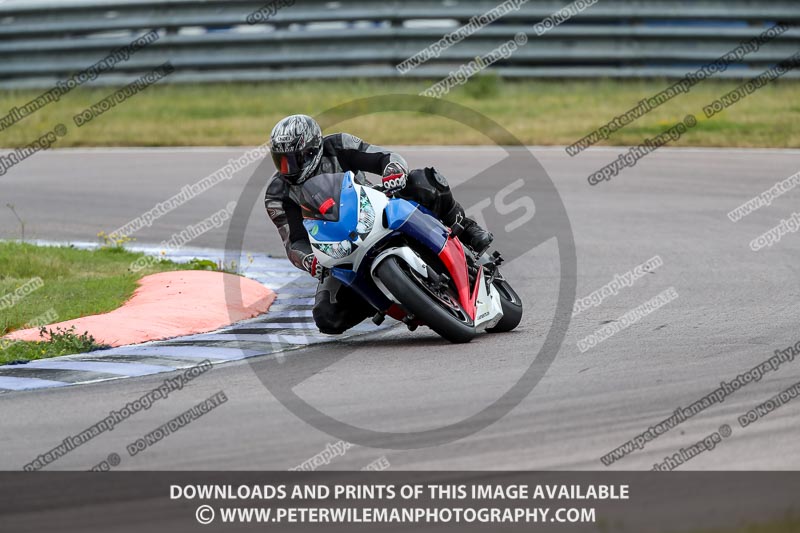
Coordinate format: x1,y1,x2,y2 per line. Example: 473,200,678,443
437,236,477,319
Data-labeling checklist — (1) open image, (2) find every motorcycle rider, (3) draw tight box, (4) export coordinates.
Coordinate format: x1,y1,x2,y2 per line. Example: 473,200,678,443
265,114,493,334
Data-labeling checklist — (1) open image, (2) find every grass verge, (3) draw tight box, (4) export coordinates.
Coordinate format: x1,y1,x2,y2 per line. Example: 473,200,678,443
0,327,105,365
0,241,231,363
0,78,798,148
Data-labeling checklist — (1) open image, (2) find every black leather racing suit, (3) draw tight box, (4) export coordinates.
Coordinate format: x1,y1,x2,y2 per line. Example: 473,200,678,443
265,133,467,334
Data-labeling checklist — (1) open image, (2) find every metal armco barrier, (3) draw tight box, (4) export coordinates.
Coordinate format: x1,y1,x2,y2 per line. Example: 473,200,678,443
0,0,798,87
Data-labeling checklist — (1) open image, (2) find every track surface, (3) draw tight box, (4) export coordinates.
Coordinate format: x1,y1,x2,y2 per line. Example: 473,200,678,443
1,146,799,471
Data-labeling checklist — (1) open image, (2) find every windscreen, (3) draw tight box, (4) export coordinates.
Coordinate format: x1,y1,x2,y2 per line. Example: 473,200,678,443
300,172,344,222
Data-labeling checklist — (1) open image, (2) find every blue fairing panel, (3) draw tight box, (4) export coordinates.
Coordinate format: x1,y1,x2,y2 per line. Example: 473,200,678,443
332,266,394,311
385,198,448,253
331,267,357,286
384,198,417,230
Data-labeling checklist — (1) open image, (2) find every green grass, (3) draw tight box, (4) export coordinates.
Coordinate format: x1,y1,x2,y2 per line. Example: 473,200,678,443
0,78,797,148
0,241,232,363
1,326,105,365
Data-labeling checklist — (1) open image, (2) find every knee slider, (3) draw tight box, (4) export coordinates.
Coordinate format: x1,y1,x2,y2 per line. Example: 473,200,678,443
313,310,347,335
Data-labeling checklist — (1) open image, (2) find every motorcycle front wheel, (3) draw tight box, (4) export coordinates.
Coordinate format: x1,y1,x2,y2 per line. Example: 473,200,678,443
375,256,476,344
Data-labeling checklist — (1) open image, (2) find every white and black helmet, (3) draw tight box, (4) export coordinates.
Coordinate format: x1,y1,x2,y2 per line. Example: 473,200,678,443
269,114,323,184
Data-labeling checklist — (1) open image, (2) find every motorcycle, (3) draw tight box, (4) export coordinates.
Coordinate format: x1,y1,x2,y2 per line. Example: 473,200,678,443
300,171,523,343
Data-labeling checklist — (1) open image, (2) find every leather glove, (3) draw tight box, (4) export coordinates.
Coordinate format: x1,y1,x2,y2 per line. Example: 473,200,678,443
381,161,408,196
303,254,325,280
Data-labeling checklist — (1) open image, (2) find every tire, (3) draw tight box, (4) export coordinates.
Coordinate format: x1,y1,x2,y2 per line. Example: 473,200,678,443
375,256,476,344
486,278,523,333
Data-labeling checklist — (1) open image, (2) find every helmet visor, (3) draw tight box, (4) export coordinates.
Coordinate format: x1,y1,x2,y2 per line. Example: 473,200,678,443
271,146,318,181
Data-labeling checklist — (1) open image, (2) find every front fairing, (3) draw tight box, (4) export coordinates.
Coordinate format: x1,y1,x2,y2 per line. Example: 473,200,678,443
302,171,387,267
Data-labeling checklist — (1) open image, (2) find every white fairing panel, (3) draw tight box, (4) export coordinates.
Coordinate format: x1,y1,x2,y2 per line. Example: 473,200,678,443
370,246,429,304
473,274,504,331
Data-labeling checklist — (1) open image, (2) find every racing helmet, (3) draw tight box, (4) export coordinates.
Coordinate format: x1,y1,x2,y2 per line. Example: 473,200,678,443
269,114,323,184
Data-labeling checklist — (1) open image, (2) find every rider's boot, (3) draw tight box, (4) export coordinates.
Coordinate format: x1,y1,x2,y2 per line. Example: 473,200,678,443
459,217,494,255
441,198,494,255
